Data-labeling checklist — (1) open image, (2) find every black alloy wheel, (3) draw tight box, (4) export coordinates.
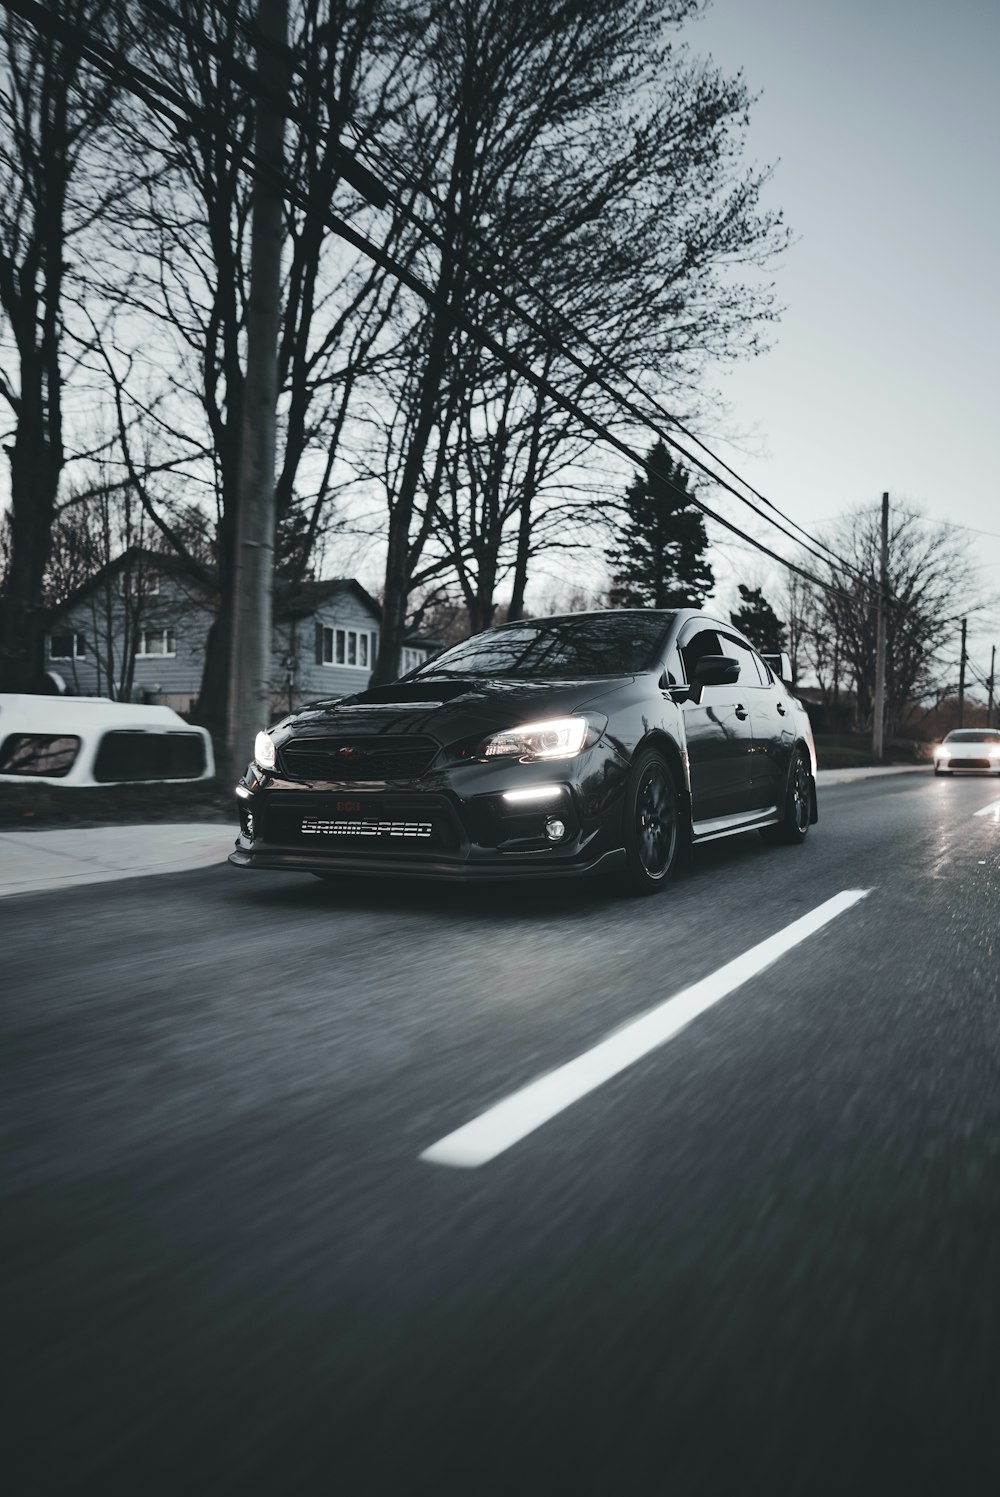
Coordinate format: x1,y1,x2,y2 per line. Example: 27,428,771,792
761,747,811,846
623,748,681,895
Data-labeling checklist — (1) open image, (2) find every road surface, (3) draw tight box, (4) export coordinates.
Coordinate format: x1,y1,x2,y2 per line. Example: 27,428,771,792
5,771,1000,1493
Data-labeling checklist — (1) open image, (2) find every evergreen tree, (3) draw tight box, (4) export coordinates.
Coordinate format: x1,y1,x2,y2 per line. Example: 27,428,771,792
729,584,787,654
606,441,714,610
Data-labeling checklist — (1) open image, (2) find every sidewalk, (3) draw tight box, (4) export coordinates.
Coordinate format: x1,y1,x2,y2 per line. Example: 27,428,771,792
0,764,930,900
814,764,929,786
0,823,234,899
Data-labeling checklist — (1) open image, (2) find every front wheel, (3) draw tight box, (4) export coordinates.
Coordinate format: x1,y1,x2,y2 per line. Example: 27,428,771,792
622,749,681,895
760,748,811,846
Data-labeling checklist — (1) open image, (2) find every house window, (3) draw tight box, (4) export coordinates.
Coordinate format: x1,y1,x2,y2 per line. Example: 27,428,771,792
121,571,160,597
401,647,427,674
135,628,176,657
321,626,376,670
50,631,86,660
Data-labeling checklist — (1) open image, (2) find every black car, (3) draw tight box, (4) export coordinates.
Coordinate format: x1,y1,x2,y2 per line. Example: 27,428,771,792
230,608,818,895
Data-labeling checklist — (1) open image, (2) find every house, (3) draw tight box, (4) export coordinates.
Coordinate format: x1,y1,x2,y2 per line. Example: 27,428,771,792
272,578,436,713
44,550,437,714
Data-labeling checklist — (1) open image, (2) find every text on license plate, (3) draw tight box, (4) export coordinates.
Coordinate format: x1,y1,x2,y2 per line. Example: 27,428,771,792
301,817,432,839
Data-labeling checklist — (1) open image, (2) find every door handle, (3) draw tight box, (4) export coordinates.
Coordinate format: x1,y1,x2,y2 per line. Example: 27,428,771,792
734,704,748,720
776,702,787,716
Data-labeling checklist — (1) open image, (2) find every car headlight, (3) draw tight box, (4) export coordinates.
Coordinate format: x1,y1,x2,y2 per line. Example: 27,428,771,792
479,716,597,760
254,730,277,770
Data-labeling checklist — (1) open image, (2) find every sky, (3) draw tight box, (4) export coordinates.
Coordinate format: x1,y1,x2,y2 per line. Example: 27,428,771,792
683,0,1000,685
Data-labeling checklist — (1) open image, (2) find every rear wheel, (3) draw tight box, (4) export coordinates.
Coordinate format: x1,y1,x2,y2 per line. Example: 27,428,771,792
623,748,681,895
760,748,811,846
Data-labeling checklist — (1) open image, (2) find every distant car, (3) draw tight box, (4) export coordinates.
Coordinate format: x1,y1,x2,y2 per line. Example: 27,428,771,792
230,608,817,895
0,694,214,787
933,728,1000,776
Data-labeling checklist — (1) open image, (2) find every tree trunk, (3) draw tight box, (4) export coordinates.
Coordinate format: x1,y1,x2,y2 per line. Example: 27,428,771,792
0,409,62,689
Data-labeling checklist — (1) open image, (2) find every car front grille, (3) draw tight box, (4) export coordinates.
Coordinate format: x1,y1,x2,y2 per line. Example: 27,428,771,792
947,756,993,770
279,736,439,782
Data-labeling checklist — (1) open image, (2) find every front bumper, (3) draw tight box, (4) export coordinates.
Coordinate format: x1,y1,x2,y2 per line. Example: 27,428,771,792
229,750,629,882
228,843,626,881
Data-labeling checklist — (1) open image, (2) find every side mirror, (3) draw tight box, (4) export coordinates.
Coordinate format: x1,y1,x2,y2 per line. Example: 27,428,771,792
692,654,740,687
761,652,792,681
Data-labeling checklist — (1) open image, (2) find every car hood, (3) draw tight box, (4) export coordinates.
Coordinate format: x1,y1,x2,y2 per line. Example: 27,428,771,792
272,676,627,746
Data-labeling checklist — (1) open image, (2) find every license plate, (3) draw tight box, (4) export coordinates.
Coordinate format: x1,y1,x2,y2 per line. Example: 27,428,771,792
301,816,432,840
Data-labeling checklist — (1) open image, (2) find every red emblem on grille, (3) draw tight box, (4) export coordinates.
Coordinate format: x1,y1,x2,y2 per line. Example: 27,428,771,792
337,745,363,760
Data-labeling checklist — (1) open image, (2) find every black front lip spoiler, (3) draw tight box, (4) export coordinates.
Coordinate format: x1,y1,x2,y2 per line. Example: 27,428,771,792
228,844,626,882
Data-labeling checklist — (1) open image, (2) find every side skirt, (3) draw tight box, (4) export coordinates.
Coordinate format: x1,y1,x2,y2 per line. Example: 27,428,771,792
690,806,780,843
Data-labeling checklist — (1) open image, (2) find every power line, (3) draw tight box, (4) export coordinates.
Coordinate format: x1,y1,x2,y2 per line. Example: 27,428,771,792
1,0,876,607
341,118,863,579
133,0,875,593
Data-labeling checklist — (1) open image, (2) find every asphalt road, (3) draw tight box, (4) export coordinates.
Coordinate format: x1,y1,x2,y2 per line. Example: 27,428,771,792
5,771,1000,1494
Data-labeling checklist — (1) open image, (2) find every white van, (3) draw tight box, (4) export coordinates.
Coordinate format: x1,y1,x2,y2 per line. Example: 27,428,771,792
0,695,214,787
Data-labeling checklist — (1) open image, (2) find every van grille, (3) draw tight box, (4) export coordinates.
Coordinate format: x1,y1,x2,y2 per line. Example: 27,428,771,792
93,731,207,782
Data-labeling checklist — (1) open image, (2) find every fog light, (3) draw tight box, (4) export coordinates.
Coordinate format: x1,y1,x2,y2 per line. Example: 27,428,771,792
545,817,566,842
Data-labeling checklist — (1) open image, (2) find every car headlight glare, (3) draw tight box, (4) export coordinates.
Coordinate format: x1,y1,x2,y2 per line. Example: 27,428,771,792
254,730,277,770
480,716,593,760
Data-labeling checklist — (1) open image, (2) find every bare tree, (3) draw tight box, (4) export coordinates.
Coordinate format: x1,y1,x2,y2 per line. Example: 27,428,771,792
805,504,982,734
89,0,418,732
0,0,130,687
367,0,790,675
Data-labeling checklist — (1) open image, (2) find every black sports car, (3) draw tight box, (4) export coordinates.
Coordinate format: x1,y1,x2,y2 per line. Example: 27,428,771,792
230,608,818,895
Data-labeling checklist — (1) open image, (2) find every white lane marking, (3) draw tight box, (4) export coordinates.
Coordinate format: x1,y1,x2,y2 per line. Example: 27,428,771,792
973,799,1000,819
421,888,870,1169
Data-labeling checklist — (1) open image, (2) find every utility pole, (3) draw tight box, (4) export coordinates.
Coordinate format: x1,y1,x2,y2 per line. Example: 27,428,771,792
226,0,288,784
988,643,996,729
872,491,889,761
958,617,967,728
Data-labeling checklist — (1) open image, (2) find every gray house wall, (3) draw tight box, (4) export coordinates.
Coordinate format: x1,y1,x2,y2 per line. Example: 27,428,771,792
48,568,431,717
276,591,383,714
47,572,213,713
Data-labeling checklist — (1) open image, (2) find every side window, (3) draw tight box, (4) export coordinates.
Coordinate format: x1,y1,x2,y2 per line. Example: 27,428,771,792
752,649,774,684
679,628,721,684
717,634,766,686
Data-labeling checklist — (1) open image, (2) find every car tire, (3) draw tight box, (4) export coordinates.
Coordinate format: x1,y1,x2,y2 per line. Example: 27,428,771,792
760,748,811,846
622,748,681,895
933,766,950,776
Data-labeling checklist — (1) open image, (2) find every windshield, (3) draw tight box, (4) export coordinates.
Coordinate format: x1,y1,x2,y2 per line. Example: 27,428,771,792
944,729,1000,743
410,612,674,680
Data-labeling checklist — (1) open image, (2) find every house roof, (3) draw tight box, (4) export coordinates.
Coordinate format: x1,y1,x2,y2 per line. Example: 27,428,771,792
49,551,437,648
276,577,381,621
48,547,215,616
277,581,439,648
